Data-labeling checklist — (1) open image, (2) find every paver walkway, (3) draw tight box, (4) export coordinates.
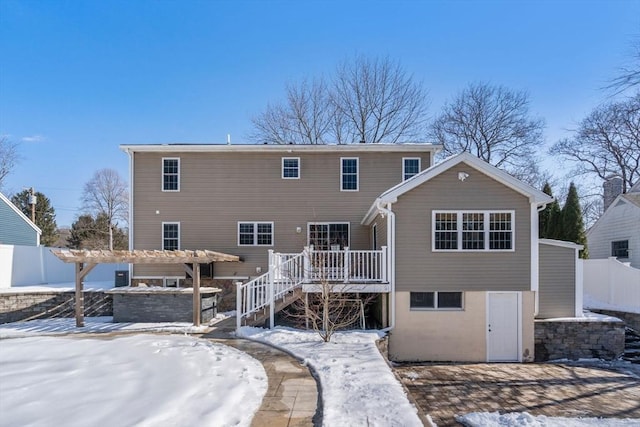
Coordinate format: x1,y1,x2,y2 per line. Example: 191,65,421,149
202,323,319,427
394,363,640,427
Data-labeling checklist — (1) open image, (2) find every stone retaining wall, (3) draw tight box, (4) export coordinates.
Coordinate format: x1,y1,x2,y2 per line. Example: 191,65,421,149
534,319,625,361
0,291,112,324
589,309,640,332
131,278,238,312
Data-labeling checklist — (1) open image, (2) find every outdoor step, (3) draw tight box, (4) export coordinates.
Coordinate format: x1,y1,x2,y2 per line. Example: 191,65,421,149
244,288,303,327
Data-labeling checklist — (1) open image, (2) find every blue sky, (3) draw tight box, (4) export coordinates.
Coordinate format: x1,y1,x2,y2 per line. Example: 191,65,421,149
1,0,638,227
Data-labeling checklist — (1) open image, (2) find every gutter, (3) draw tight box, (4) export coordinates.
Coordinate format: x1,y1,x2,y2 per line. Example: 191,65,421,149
376,200,396,333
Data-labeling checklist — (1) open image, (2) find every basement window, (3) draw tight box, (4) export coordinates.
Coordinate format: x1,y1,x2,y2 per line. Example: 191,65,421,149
410,291,463,310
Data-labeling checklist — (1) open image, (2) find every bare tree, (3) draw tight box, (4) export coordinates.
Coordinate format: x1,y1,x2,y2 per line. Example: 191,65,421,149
252,78,334,144
331,56,429,143
430,82,545,185
550,93,640,193
251,56,429,144
606,39,640,95
0,136,20,189
81,168,129,250
282,250,375,342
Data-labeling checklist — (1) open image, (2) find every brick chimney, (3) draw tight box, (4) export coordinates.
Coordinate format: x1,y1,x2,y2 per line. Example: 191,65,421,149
603,176,623,211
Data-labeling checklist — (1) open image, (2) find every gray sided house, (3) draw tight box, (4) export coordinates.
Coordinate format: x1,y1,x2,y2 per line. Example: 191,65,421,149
123,144,580,362
587,180,640,268
0,192,41,246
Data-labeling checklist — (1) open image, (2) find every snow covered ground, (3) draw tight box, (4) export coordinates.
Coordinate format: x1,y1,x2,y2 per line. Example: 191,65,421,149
238,326,423,427
0,314,233,338
458,411,640,426
0,334,267,427
0,280,115,293
2,317,638,427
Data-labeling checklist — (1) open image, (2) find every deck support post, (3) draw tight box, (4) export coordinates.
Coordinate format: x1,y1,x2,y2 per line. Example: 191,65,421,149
193,263,201,327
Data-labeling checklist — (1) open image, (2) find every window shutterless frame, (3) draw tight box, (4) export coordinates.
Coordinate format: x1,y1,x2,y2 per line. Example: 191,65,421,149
162,222,180,250
340,157,359,191
237,222,274,246
402,157,421,181
409,291,464,310
281,157,300,179
161,157,180,192
432,210,515,252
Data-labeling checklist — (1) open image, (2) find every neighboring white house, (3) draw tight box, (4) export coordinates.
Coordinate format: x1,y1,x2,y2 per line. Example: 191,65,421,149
587,180,640,268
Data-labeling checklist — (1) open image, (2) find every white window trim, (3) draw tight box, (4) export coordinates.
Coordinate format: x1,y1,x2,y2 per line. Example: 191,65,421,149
409,291,465,311
402,157,421,181
281,157,300,179
307,222,351,248
340,157,359,192
237,221,274,247
162,157,180,192
431,210,516,252
162,222,180,250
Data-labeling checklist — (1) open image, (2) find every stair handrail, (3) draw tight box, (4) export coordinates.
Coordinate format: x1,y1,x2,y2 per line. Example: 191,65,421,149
236,248,307,331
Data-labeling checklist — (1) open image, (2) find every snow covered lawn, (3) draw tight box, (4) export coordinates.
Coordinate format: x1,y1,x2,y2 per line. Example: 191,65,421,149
0,334,267,427
458,411,640,426
239,326,423,427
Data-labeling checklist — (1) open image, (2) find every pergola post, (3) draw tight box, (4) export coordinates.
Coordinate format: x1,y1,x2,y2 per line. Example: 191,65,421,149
74,262,96,327
192,263,201,327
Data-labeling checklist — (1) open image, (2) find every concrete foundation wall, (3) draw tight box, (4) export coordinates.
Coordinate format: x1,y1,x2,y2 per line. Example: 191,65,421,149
0,291,112,324
534,319,625,361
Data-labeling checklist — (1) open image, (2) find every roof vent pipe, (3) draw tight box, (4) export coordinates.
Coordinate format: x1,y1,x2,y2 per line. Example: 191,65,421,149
227,134,231,145
359,139,366,144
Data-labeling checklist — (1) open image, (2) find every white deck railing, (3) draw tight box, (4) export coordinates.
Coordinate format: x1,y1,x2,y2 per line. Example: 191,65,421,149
236,246,387,330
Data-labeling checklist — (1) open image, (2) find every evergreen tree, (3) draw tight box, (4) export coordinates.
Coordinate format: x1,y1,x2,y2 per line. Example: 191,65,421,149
539,182,554,238
11,190,58,246
68,213,127,250
545,198,563,240
561,182,588,258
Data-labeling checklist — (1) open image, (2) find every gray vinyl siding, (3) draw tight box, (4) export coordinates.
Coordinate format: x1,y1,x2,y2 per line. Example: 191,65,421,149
394,162,531,292
0,198,39,246
538,243,576,318
372,214,388,250
132,150,431,277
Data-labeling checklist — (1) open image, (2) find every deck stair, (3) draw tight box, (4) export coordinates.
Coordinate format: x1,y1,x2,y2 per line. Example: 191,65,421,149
242,287,303,327
236,246,388,331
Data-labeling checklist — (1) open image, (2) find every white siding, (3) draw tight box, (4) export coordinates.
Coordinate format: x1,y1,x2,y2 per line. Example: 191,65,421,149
587,200,640,268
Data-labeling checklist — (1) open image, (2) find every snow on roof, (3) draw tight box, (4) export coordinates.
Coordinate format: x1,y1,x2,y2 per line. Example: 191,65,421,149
120,142,443,153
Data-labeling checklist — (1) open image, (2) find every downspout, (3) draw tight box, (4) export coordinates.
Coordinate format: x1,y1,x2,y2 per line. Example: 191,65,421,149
377,200,396,332
127,149,134,286
532,202,549,317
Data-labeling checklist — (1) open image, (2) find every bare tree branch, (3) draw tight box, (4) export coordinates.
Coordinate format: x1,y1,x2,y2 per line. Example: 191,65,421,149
251,56,429,144
550,92,640,193
0,136,20,189
430,82,545,186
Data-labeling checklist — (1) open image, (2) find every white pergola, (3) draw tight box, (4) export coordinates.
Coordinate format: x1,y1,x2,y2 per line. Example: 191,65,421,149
50,249,240,327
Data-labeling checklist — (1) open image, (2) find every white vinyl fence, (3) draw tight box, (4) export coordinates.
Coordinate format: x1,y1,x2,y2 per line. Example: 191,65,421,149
0,244,125,288
583,257,640,312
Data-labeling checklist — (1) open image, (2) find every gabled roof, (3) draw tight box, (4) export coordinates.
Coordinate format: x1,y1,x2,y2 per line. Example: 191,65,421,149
0,192,42,235
362,152,553,225
586,191,640,237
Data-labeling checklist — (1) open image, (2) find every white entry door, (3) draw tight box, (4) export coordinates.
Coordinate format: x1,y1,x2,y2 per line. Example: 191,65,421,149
487,292,520,362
